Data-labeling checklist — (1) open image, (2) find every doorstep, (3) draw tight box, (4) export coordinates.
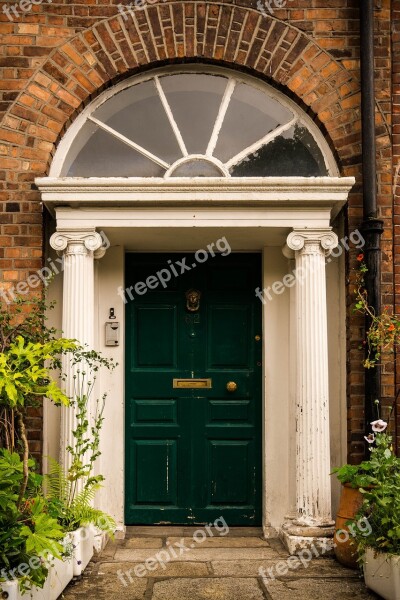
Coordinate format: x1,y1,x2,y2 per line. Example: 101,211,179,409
61,527,380,600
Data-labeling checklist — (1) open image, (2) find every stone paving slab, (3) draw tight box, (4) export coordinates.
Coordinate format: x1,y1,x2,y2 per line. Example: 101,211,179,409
266,538,291,557
114,546,278,562
151,577,265,600
122,537,164,548
126,526,186,536
211,557,359,578
208,527,263,537
99,560,210,578
62,567,148,600
263,578,380,599
166,536,269,547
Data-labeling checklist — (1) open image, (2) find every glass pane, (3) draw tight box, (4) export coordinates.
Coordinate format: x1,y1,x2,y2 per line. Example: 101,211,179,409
66,123,165,177
61,72,330,178
214,83,293,163
170,159,225,177
93,80,181,165
160,74,227,154
230,124,328,177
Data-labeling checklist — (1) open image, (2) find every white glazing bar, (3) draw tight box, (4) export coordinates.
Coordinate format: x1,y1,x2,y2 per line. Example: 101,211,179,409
154,77,188,157
225,116,297,169
206,78,236,157
88,115,170,169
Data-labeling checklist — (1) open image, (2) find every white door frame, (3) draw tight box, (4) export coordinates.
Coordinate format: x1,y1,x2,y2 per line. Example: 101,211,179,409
37,175,354,543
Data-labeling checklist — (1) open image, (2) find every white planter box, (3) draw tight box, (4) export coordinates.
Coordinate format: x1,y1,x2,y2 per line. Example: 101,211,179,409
364,548,400,600
1,528,97,600
0,576,50,600
71,527,94,577
88,524,107,554
48,557,73,600
48,533,74,600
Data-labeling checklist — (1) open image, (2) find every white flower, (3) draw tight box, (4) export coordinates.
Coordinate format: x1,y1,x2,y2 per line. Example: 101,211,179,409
370,419,387,433
364,433,375,444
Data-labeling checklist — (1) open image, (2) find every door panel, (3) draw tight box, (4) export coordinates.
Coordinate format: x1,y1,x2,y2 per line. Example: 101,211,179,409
207,305,251,367
125,253,262,525
134,305,177,367
208,441,250,503
131,440,178,504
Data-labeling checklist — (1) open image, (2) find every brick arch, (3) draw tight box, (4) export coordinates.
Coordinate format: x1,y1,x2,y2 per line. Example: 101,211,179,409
1,2,374,181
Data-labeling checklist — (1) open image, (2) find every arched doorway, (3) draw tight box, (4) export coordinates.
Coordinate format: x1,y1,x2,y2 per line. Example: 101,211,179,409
37,64,354,550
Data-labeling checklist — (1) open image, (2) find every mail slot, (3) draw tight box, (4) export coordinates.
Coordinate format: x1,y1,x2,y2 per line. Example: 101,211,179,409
173,378,212,389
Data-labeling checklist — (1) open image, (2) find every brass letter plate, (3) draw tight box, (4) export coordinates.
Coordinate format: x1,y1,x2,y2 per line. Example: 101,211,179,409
173,378,212,389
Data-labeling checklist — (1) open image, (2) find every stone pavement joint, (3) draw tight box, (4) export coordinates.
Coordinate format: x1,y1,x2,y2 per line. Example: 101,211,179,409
61,527,380,600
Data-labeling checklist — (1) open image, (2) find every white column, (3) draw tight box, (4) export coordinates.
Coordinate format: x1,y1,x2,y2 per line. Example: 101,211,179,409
50,229,105,470
281,228,338,551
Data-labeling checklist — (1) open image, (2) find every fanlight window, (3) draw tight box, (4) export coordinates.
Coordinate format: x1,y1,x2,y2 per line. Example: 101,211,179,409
61,71,330,178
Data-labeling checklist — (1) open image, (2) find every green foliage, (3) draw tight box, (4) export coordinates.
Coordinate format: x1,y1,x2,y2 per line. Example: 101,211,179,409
0,450,65,592
20,498,64,557
352,433,400,556
44,363,116,536
0,336,77,409
46,460,115,534
0,293,75,453
332,461,376,489
333,401,400,557
0,293,116,592
0,295,59,353
354,255,400,369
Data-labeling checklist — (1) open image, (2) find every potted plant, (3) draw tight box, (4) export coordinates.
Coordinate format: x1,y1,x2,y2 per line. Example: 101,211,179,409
342,412,400,600
353,253,400,370
0,295,115,596
0,296,80,599
0,449,66,600
45,357,116,577
331,253,400,569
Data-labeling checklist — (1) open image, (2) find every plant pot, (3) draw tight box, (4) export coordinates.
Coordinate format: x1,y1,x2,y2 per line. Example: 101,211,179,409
334,483,363,568
71,527,94,577
48,533,74,600
48,557,73,600
88,524,107,554
0,576,51,600
363,548,400,600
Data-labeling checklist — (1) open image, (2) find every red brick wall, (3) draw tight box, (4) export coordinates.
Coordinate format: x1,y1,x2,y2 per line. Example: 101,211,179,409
392,0,400,453
0,0,394,462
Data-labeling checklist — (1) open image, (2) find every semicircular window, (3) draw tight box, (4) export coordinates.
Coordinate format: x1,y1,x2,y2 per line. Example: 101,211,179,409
62,72,330,178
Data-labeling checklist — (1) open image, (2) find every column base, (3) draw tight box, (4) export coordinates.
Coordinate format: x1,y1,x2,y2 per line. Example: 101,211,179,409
280,521,335,556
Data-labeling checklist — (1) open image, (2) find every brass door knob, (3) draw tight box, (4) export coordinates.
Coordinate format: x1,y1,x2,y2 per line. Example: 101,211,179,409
226,381,237,392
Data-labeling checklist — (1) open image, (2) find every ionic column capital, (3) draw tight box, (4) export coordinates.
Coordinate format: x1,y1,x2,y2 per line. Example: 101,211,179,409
50,229,106,259
284,228,338,258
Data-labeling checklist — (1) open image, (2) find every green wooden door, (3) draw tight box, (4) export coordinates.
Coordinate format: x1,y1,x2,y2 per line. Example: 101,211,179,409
125,253,262,525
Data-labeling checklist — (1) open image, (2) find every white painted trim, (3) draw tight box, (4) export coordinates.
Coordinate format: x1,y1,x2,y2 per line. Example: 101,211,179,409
164,154,229,178
225,117,298,169
36,176,355,222
206,78,236,157
87,116,170,169
49,65,339,178
154,76,188,157
50,208,336,231
36,176,353,194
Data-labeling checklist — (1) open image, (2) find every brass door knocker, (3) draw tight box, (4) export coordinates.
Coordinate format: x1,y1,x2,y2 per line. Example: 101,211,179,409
185,289,201,312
